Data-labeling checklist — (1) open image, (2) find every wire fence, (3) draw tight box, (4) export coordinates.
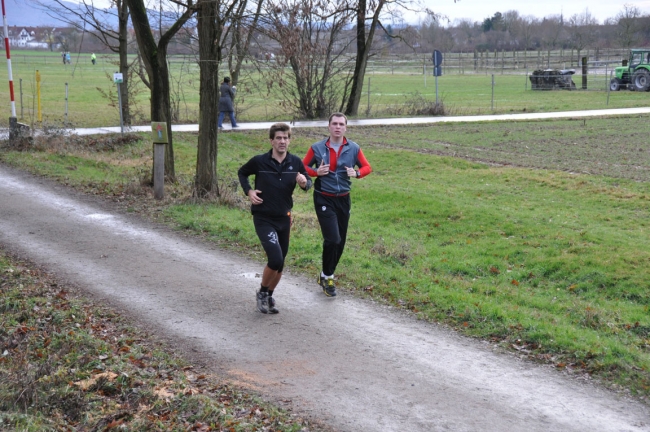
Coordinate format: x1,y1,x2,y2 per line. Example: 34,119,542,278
3,48,645,127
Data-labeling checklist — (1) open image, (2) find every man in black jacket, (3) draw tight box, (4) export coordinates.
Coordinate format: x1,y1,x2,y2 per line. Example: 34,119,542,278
238,123,312,314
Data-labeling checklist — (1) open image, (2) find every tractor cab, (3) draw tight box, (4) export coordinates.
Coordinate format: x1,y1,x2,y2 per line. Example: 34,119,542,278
611,49,650,91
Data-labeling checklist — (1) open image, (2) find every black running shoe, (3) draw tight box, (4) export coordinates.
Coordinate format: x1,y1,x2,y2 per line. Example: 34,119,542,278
318,275,337,297
256,290,269,313
267,295,279,314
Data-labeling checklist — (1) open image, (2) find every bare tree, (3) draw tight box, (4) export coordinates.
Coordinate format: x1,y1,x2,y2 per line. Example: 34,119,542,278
515,16,537,51
452,18,481,50
127,0,196,182
31,0,133,125
195,0,220,196
227,0,264,85
344,0,423,116
568,9,599,60
501,10,520,35
615,4,642,48
420,13,454,52
194,0,257,196
261,0,353,119
344,0,383,117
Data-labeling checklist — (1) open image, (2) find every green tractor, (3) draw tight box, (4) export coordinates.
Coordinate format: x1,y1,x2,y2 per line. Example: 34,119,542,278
610,49,650,91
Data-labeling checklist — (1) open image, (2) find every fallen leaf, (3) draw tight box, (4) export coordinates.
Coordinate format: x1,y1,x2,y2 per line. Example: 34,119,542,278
154,387,175,400
73,372,118,390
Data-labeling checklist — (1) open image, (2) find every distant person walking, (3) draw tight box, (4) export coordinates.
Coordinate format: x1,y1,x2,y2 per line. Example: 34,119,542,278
65,52,71,64
302,113,372,297
238,123,312,314
91,53,96,65
61,52,66,64
217,76,238,129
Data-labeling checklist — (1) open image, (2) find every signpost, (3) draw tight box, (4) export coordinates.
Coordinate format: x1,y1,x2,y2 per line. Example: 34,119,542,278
151,122,168,200
432,50,443,105
113,72,124,135
36,70,41,122
1,0,19,141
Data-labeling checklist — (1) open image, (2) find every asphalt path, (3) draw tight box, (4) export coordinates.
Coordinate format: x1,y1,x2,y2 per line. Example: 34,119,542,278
2,109,650,431
68,107,650,135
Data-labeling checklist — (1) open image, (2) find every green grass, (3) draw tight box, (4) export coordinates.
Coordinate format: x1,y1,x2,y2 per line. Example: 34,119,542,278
0,51,648,128
2,117,649,398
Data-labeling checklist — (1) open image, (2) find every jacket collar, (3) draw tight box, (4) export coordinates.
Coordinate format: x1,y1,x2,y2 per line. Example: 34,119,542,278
325,137,348,147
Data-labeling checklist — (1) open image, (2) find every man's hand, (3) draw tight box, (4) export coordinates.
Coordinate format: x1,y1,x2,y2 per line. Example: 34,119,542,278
248,189,263,205
317,159,330,177
296,172,307,188
345,166,357,178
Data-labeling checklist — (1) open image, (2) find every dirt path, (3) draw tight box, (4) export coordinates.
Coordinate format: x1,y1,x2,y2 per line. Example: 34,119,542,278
1,164,648,432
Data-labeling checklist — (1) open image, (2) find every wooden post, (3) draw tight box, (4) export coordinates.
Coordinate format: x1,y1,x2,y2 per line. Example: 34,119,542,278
151,122,168,200
582,56,588,90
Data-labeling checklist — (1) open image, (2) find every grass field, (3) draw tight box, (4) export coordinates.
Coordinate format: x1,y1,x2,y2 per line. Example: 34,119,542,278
2,114,650,401
0,50,648,128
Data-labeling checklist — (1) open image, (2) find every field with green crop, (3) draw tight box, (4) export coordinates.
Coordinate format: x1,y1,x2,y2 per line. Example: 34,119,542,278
2,114,650,400
0,50,648,128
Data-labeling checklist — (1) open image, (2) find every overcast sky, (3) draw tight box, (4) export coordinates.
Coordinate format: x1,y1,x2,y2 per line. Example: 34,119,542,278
64,0,650,26
414,0,650,25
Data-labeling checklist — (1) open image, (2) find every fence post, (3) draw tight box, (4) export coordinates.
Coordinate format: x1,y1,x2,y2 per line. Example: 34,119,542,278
525,68,528,91
607,70,612,106
366,77,371,117
19,78,23,120
36,70,42,123
582,57,588,90
491,74,495,110
64,82,68,124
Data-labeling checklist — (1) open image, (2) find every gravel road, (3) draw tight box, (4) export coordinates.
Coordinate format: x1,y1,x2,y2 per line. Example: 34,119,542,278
1,164,648,432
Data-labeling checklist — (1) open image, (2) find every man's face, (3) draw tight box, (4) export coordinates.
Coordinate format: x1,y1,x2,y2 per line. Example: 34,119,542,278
328,116,347,139
271,131,290,155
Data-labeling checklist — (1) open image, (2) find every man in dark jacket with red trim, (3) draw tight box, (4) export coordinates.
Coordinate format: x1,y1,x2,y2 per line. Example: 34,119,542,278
238,123,312,313
302,112,372,297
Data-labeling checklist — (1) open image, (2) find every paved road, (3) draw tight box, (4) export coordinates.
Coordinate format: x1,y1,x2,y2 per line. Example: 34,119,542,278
1,163,649,431
69,107,650,135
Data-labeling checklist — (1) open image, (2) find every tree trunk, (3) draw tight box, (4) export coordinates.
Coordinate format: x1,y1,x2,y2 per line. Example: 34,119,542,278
229,0,263,86
127,0,194,183
118,1,131,125
344,0,367,117
150,49,175,181
195,0,220,197
345,0,383,117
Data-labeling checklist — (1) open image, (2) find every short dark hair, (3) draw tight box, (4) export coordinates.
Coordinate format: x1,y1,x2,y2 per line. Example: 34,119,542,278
269,123,291,140
223,76,230,83
328,112,347,124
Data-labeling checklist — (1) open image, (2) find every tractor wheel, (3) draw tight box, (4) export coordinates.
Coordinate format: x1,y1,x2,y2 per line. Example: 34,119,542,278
633,69,650,91
610,78,622,91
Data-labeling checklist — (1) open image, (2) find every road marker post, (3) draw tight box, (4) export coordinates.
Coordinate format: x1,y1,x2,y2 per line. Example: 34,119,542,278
113,72,124,136
36,70,42,122
151,122,168,200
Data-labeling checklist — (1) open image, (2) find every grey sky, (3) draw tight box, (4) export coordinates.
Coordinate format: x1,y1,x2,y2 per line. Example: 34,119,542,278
70,0,649,26
410,1,649,24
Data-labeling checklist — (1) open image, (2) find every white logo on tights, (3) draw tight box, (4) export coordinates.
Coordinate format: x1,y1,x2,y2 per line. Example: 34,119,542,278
268,232,278,244
322,206,326,211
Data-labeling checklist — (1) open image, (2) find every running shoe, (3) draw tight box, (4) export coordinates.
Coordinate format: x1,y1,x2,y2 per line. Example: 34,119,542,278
267,295,279,314
318,275,337,297
256,290,269,313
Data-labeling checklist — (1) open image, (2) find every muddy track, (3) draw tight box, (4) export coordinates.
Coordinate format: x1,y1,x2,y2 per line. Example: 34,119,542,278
1,164,648,431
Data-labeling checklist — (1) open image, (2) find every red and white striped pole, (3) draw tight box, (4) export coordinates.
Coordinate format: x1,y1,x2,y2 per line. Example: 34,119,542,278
1,0,16,118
